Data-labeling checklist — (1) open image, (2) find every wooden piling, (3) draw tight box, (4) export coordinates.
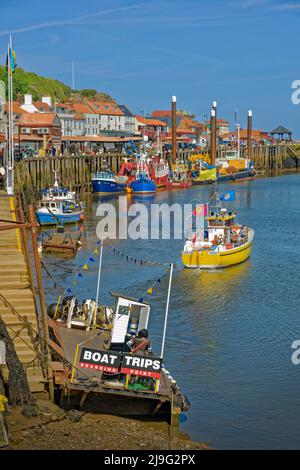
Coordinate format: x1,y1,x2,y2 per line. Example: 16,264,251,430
172,96,177,163
210,109,217,167
247,110,253,160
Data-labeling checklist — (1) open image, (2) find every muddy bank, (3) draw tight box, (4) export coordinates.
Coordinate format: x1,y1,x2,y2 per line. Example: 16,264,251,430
4,400,210,450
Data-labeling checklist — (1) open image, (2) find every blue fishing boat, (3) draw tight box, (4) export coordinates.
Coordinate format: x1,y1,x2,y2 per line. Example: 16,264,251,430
40,173,78,202
91,171,127,194
130,155,156,194
36,200,84,226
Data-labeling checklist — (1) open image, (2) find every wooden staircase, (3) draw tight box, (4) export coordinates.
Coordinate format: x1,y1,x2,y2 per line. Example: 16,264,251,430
0,194,46,393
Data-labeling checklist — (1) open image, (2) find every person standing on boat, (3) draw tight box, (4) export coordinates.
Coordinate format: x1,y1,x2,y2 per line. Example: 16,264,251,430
127,329,152,356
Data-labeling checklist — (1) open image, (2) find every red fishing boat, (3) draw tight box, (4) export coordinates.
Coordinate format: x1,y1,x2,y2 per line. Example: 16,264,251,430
148,155,169,188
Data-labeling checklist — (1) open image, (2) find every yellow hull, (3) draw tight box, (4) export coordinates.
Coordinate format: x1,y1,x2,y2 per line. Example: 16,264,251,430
181,238,253,269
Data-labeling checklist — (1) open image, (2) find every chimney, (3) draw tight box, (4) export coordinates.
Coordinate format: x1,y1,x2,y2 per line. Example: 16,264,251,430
24,94,32,105
42,96,52,107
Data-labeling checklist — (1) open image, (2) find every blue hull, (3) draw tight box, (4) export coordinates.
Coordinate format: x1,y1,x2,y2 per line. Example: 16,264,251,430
92,179,126,194
36,211,83,226
130,178,156,193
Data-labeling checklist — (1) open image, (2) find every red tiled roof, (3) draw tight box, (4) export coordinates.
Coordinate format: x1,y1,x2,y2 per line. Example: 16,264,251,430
55,102,73,110
19,113,60,127
4,102,27,114
71,102,96,114
135,115,167,127
88,101,124,116
62,135,142,143
223,129,269,139
0,133,43,142
33,101,52,111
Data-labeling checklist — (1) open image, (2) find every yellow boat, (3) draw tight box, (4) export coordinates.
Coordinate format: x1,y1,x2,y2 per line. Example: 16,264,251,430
182,206,254,269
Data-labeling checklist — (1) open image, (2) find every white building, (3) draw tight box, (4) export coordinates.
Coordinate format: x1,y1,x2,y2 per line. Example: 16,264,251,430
119,105,135,135
88,101,126,135
71,103,99,135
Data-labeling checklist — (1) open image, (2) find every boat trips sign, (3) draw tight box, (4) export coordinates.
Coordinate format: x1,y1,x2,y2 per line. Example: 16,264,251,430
79,347,162,378
121,354,162,379
79,347,121,373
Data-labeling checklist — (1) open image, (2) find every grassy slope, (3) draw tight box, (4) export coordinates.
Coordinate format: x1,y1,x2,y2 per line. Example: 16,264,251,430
0,65,113,103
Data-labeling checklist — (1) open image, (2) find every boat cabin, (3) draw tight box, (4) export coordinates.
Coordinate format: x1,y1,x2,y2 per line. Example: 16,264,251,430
109,293,150,351
38,200,78,213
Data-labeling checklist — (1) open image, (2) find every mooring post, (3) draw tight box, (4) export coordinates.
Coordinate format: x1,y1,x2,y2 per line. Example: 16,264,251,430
247,110,253,160
28,205,54,401
210,108,217,167
172,96,177,163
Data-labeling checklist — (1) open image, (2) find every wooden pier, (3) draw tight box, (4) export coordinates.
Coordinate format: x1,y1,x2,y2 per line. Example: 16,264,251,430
0,193,47,393
13,143,300,209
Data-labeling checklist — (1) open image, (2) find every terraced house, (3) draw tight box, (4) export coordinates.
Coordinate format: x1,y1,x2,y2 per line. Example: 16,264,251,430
87,101,126,136
71,102,99,136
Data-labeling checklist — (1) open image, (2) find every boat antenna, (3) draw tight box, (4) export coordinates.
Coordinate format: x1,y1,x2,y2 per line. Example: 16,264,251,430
53,170,59,188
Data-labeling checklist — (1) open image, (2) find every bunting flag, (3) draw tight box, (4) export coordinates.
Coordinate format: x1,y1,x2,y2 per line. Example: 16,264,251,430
57,238,172,304
106,242,171,267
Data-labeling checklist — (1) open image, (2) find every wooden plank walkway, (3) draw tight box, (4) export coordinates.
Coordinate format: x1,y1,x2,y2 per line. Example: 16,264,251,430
0,192,46,392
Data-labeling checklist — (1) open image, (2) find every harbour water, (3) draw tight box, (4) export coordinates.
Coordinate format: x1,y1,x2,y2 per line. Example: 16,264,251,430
42,173,300,449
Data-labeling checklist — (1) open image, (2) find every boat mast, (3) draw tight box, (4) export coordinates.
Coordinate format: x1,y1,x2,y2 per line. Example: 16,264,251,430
210,103,218,204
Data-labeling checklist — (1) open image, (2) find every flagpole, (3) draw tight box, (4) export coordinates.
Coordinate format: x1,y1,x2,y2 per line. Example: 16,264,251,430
160,263,173,358
7,40,12,194
9,34,14,194
95,240,103,307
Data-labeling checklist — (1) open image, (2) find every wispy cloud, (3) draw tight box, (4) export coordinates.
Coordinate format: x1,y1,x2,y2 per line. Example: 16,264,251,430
239,0,300,11
270,2,300,10
0,1,157,36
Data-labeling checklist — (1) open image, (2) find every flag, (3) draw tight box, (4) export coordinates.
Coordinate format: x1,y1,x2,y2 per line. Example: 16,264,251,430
147,287,153,295
192,204,208,217
88,257,95,263
94,248,99,255
82,264,89,270
220,190,235,202
6,45,17,74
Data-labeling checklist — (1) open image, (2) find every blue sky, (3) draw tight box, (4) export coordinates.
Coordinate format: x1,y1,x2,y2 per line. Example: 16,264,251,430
1,0,300,134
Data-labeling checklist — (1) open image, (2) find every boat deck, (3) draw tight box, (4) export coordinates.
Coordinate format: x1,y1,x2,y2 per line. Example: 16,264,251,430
56,322,172,400
42,233,79,255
